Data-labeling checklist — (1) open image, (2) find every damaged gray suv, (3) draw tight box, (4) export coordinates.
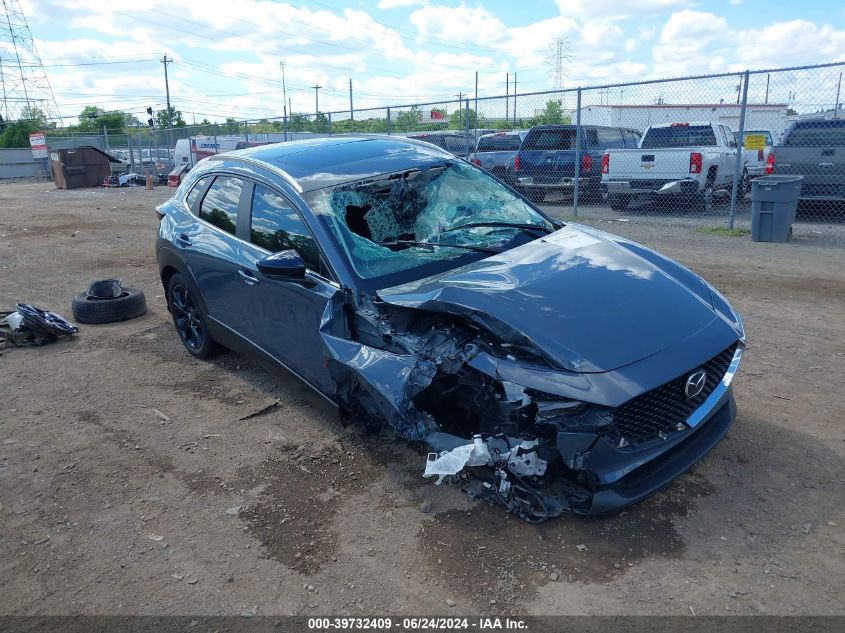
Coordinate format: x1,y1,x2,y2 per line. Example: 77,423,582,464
155,136,745,522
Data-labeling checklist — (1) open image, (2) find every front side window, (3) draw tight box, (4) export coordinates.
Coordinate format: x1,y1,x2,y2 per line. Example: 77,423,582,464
250,185,320,270
199,176,243,235
306,161,554,286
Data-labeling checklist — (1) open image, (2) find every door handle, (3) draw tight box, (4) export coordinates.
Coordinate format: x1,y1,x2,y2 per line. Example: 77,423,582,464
237,269,260,285
819,162,834,168
176,233,192,247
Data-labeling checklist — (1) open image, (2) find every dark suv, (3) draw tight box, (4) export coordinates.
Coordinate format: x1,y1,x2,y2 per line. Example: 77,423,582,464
407,132,475,157
153,136,745,521
514,125,641,202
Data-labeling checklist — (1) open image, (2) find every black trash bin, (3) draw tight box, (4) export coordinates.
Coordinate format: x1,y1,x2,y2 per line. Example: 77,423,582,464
750,175,803,242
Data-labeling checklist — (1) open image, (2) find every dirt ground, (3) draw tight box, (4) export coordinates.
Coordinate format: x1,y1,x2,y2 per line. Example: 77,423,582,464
1,180,843,617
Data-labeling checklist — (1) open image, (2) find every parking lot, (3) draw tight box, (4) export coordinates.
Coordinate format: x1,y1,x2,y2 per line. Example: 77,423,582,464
1,180,843,616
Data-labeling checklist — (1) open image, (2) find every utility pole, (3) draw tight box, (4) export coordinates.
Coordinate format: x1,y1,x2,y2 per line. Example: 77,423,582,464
835,72,842,118
513,72,517,124
474,71,478,143
764,73,770,104
280,60,288,141
313,84,322,114
279,60,287,108
455,92,463,120
505,73,509,122
162,53,173,145
349,78,354,120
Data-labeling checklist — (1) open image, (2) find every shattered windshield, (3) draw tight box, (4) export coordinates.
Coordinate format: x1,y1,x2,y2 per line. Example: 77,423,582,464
306,160,553,283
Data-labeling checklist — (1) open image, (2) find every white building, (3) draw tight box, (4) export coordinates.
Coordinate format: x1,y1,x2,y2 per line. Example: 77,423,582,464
574,103,791,139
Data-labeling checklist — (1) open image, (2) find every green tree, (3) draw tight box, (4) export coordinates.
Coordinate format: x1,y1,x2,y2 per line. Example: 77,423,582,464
156,106,186,128
449,107,478,130
394,106,421,132
0,107,47,148
533,100,567,125
77,106,134,133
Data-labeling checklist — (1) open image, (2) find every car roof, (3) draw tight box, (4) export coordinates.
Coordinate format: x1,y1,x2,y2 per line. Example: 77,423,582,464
208,135,454,192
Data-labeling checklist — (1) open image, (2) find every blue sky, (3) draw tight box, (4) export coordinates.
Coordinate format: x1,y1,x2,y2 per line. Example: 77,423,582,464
8,0,845,125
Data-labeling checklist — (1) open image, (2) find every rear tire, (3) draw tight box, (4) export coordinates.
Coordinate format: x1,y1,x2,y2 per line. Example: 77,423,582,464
167,274,216,359
608,194,630,211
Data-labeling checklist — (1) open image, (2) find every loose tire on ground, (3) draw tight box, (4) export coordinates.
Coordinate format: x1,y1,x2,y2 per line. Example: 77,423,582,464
71,287,146,324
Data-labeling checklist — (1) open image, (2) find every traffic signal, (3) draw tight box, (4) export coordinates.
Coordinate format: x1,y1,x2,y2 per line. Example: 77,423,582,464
147,107,154,127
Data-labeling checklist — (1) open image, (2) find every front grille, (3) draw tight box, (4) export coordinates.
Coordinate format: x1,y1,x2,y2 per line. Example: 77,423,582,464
611,343,737,444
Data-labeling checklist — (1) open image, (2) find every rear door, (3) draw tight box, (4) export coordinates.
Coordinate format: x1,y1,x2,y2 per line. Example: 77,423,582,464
181,174,249,331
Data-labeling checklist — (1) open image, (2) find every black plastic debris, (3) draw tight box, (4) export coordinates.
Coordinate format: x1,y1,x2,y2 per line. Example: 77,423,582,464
0,303,78,349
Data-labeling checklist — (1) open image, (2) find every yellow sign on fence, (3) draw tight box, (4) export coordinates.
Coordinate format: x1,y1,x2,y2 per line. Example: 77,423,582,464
743,134,766,150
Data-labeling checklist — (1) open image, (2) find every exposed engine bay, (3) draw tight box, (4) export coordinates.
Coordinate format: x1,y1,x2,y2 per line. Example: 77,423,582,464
324,299,619,522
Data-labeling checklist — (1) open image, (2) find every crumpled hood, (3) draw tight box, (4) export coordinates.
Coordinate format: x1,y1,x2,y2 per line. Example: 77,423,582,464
377,225,719,373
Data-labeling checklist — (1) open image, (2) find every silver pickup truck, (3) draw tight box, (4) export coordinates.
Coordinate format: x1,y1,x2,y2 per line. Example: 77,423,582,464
602,122,745,211
469,131,527,185
768,119,845,203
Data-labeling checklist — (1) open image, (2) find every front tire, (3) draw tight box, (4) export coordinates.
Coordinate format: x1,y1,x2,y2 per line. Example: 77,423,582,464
167,274,216,359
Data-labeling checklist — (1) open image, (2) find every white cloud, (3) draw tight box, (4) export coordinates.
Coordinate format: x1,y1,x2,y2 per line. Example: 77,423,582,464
14,0,845,125
409,3,507,45
377,0,426,8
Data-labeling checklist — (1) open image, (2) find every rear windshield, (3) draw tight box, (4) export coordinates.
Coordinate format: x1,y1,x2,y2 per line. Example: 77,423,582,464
641,125,718,148
784,121,845,146
522,129,577,150
476,135,521,152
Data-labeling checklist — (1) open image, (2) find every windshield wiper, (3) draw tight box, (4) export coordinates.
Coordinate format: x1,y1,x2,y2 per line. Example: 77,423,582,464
439,221,554,236
375,239,503,254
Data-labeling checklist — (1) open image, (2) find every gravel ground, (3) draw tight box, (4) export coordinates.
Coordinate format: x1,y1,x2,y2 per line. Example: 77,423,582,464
0,180,843,617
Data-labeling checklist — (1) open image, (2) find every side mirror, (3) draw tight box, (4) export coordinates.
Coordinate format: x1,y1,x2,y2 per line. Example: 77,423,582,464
257,249,306,280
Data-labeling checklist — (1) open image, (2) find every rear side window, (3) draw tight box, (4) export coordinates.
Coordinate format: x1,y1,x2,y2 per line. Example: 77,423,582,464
622,130,641,148
250,185,320,270
785,121,845,146
476,135,521,152
185,176,211,211
594,128,625,149
641,125,718,148
522,129,577,150
199,176,243,235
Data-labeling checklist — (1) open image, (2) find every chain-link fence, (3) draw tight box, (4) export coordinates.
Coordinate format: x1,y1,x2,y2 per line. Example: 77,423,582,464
36,60,845,237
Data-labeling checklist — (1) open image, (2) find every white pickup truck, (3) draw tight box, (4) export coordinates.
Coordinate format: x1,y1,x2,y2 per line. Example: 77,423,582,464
601,122,747,211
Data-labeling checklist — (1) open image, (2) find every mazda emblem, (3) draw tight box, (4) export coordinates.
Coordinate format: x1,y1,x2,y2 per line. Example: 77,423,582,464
685,369,707,399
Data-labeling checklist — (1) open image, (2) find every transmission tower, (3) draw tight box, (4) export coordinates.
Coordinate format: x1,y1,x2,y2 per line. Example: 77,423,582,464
545,37,573,89
0,0,61,122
